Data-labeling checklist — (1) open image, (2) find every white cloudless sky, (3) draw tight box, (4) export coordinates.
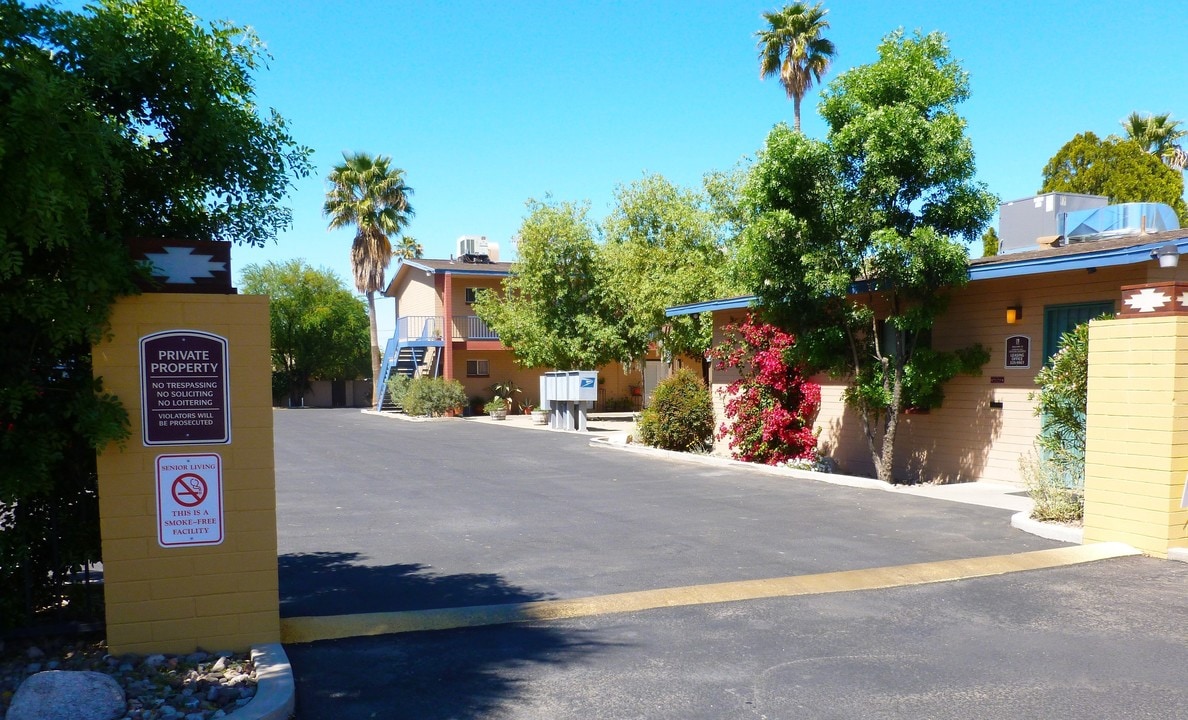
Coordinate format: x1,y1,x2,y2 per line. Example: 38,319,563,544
62,1,1188,341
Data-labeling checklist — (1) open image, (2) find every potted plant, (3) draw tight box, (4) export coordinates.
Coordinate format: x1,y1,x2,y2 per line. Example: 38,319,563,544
485,397,508,420
530,405,550,425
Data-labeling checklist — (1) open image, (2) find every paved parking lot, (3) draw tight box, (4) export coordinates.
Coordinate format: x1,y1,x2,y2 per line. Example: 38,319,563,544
274,409,1188,719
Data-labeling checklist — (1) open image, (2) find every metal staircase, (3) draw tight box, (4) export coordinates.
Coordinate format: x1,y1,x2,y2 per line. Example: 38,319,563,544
375,338,442,411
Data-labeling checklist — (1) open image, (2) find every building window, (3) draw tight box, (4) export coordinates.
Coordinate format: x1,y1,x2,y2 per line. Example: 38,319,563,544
466,359,489,377
465,287,479,305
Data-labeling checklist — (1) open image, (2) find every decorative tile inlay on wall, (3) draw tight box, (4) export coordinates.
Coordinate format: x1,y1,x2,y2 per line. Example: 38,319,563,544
1120,282,1188,316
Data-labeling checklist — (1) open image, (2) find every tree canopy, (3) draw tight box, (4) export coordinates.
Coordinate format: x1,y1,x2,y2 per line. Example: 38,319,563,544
324,152,414,392
733,30,995,484
241,260,370,403
756,2,836,133
1120,111,1186,163
0,0,310,628
1040,131,1188,224
475,198,624,370
600,173,738,363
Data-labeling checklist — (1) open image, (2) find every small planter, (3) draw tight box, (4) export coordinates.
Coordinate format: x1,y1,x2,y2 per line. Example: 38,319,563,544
531,409,549,426
489,408,507,421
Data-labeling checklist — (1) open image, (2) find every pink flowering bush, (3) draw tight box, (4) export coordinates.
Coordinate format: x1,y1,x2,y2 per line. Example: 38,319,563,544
710,314,821,465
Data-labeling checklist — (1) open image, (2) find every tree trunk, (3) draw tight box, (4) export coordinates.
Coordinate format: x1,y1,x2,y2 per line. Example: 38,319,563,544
876,362,906,484
366,290,380,405
793,94,803,133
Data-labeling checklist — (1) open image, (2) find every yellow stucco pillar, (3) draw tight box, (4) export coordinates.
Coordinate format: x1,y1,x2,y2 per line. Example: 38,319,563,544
1084,297,1188,558
92,293,279,654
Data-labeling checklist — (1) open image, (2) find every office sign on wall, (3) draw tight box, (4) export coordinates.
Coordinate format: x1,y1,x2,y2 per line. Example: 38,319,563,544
1005,335,1031,370
140,330,230,445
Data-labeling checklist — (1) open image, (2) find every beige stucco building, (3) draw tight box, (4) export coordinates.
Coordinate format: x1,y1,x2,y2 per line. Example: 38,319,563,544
669,229,1188,487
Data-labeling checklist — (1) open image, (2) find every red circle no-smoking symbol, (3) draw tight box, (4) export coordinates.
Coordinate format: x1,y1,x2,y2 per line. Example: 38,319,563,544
171,473,208,507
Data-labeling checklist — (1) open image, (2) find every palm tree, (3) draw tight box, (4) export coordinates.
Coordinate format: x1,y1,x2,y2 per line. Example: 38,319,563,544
1121,111,1187,167
756,2,836,133
395,235,424,260
323,152,414,396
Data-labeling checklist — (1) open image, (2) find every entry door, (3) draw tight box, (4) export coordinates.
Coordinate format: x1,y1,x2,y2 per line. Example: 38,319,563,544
1042,301,1115,364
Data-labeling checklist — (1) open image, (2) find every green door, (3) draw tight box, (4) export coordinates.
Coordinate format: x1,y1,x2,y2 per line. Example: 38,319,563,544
1042,301,1115,364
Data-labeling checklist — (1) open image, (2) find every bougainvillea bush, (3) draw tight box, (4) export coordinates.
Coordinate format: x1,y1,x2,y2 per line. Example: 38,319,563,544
711,314,821,465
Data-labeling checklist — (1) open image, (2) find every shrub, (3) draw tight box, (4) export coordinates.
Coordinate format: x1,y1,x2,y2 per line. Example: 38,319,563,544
385,373,412,409
637,369,714,452
1020,452,1084,523
710,314,821,465
1026,319,1098,521
402,377,466,417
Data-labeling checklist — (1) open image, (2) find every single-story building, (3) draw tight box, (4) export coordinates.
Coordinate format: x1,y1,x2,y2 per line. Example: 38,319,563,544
668,223,1188,486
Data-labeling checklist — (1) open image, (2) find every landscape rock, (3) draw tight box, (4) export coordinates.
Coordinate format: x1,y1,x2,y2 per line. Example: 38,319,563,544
7,670,125,720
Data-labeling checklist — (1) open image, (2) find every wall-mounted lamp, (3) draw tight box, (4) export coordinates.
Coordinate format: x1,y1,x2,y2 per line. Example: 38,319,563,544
1006,305,1022,324
1152,244,1180,269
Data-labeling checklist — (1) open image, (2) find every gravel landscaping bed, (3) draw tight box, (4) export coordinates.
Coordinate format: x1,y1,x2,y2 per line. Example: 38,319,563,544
0,634,257,719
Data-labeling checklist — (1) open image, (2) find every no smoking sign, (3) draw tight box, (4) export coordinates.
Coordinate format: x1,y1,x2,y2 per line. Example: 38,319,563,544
156,454,224,547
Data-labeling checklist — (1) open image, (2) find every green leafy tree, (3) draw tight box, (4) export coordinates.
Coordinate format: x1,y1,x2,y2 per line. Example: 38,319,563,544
475,198,623,369
240,260,369,403
734,31,995,484
0,0,310,628
756,2,836,133
323,152,415,394
600,173,735,364
1040,132,1188,224
981,227,999,257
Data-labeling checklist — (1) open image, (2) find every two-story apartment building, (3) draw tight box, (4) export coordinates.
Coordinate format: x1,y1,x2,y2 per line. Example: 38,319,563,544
378,255,644,412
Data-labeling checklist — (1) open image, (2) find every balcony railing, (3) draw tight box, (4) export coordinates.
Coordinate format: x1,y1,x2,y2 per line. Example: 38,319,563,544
394,315,499,342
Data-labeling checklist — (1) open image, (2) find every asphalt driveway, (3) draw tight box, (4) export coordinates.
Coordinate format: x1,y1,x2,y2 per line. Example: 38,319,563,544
274,409,1188,719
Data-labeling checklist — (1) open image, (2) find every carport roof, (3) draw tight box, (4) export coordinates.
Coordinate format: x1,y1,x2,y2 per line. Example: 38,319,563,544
666,229,1188,317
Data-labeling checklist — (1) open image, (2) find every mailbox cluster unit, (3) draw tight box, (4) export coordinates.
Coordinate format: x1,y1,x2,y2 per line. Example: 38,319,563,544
540,370,598,431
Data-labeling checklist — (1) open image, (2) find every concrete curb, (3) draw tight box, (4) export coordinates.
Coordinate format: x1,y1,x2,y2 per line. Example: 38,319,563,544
241,643,295,720
1010,511,1083,544
589,436,1033,511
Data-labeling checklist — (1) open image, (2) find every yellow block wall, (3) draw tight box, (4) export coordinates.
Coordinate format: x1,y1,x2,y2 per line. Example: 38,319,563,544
1083,316,1188,557
93,294,279,654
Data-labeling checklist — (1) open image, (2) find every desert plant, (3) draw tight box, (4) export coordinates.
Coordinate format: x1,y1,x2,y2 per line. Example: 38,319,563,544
637,369,715,452
710,314,821,465
1020,452,1084,523
402,377,466,417
385,373,412,409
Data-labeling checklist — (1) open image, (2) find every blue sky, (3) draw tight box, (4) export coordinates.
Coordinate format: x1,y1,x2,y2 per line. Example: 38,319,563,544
74,1,1188,339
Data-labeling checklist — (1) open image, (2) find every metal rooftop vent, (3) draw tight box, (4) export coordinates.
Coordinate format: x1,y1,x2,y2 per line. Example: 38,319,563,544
1062,202,1180,243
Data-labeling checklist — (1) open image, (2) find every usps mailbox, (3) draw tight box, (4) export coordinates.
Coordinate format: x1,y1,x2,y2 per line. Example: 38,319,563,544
540,370,598,431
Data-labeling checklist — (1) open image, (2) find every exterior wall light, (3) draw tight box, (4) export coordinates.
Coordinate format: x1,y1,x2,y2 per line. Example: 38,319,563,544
1006,306,1022,324
1153,244,1180,269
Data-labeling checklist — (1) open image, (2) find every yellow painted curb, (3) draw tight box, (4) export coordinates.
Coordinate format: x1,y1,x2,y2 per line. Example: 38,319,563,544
282,542,1139,644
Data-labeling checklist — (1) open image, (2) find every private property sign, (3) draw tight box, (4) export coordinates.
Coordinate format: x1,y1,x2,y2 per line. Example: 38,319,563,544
140,330,230,445
155,453,224,547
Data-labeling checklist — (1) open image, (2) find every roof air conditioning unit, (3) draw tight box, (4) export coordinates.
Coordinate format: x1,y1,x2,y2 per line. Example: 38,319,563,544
457,235,490,262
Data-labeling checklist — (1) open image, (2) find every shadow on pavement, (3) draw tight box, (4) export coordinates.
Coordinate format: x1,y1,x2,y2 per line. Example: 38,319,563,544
280,552,618,719
280,551,547,616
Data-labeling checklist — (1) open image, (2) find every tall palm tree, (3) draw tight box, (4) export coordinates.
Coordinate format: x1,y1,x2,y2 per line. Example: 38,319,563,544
756,2,836,133
1121,111,1187,167
395,235,424,260
323,152,414,395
